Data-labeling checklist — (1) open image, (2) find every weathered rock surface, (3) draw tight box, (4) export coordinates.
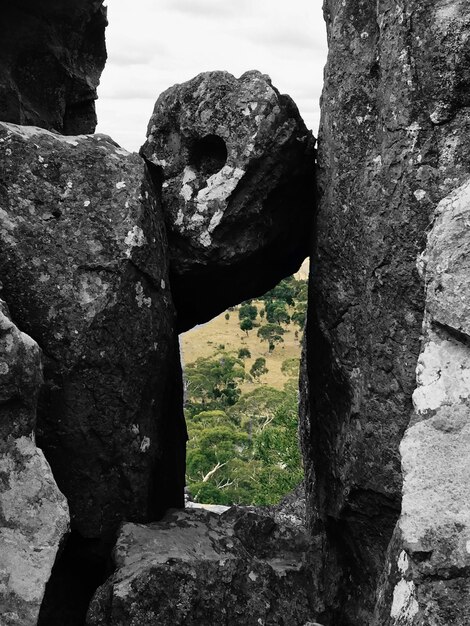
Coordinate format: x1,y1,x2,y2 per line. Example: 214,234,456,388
0,122,185,542
0,301,69,625
87,506,318,626
0,437,70,626
142,70,316,331
301,0,470,623
0,0,107,134
373,180,470,625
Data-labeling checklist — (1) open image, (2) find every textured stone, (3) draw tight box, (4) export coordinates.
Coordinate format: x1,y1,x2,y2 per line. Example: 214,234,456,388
0,302,69,626
373,179,470,626
0,122,185,542
87,506,317,626
301,0,470,623
0,0,107,134
0,437,69,626
141,70,316,331
0,300,42,439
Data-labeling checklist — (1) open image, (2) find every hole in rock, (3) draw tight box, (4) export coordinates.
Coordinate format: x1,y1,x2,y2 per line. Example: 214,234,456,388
188,134,228,178
180,265,309,508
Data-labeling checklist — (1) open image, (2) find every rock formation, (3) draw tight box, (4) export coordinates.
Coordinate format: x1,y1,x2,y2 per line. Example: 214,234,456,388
0,122,185,545
141,70,316,331
301,0,470,623
0,0,107,134
87,505,317,625
373,180,470,625
0,300,69,626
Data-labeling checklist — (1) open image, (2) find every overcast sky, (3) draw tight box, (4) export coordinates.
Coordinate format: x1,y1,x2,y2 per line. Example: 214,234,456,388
96,0,327,152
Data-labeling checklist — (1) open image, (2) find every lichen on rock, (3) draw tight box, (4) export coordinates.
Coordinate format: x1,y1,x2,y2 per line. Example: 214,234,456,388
142,70,316,331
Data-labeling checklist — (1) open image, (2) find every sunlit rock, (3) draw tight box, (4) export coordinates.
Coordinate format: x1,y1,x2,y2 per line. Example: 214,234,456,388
0,301,69,625
142,70,316,331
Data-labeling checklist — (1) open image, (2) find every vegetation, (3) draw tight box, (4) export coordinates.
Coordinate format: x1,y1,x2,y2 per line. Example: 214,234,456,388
182,273,309,506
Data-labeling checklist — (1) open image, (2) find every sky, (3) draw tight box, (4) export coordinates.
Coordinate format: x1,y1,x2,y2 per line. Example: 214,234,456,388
96,0,328,153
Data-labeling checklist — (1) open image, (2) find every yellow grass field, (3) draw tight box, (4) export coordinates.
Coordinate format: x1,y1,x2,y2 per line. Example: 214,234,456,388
180,301,302,392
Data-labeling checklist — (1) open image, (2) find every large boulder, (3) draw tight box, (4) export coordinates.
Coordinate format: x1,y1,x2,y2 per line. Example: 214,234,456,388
87,506,318,625
0,122,186,543
0,0,107,134
0,301,69,626
373,180,470,625
301,0,470,623
141,70,316,331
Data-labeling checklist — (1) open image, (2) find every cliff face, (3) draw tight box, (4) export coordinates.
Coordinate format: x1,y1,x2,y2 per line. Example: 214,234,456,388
0,0,107,134
301,0,470,623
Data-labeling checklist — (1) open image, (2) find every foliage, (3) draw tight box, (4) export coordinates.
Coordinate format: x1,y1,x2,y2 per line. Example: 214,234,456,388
257,323,285,351
291,302,307,329
238,303,258,321
225,312,230,321
250,357,268,380
281,357,300,378
184,353,246,416
240,317,254,335
185,383,303,506
238,347,251,359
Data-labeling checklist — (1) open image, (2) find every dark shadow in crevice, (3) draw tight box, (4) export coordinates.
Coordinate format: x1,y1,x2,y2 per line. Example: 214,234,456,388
38,531,113,626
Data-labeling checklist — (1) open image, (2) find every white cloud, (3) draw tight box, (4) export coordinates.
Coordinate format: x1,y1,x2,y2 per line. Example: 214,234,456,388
97,0,327,151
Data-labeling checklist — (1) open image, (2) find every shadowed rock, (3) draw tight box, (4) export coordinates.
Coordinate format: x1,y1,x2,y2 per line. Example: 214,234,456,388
302,0,470,623
141,70,316,332
0,122,185,543
0,0,107,134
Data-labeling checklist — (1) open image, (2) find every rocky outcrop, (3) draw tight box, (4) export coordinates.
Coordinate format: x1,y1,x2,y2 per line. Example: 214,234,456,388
0,0,107,134
0,122,185,543
373,180,470,625
87,505,318,625
0,301,69,626
141,70,316,331
301,0,470,623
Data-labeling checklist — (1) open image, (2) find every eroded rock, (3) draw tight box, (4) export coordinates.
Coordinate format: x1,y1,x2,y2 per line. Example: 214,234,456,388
373,179,470,625
302,0,470,622
0,122,185,542
0,0,107,134
87,506,317,626
142,70,316,331
0,301,69,626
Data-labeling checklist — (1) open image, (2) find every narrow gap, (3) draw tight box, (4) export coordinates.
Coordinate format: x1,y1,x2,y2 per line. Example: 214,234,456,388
37,531,112,626
180,265,309,507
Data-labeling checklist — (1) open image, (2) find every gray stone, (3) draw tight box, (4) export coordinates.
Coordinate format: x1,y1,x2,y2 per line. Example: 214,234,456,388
373,179,470,626
0,122,185,542
0,302,69,626
0,0,107,134
301,0,470,622
141,70,316,331
87,507,318,626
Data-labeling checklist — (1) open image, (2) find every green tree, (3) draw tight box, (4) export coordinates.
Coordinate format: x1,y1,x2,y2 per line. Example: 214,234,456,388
225,312,230,321
291,301,307,329
257,323,285,351
250,357,268,380
240,317,254,335
184,353,246,415
239,304,258,321
265,300,290,325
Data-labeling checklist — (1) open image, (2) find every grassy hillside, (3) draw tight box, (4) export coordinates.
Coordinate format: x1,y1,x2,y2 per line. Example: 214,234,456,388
181,301,302,392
